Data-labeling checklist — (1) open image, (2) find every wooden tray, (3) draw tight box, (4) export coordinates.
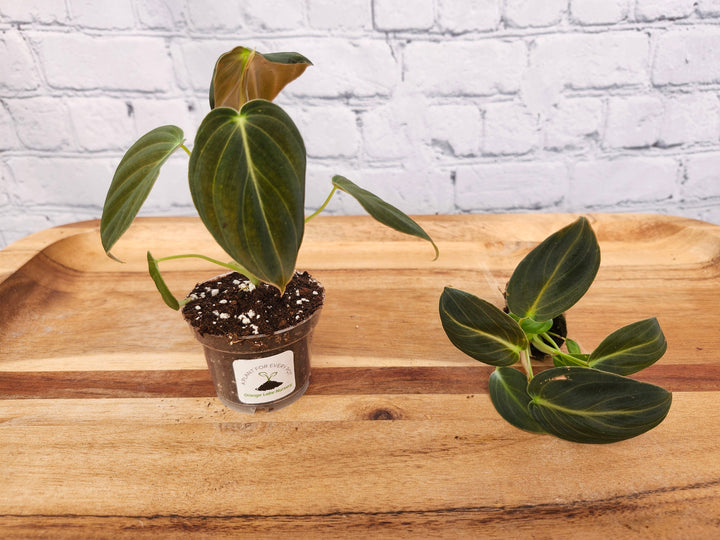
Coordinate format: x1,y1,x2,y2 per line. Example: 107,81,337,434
1,213,719,537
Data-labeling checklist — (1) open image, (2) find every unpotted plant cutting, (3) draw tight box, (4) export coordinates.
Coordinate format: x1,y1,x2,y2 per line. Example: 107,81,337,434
439,217,672,444
100,46,437,413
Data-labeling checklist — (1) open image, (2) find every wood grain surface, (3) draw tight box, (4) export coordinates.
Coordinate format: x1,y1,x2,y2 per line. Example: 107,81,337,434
1,213,719,538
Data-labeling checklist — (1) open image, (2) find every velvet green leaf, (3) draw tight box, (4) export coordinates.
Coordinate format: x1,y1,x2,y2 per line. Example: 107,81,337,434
210,46,312,110
100,125,185,258
331,175,438,259
588,318,667,375
147,251,179,310
189,101,305,293
527,367,672,444
506,217,600,321
520,318,553,335
439,287,528,366
489,367,547,434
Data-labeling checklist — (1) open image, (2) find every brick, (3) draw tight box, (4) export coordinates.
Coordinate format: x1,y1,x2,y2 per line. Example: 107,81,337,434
68,0,135,29
505,0,567,27
653,29,720,85
424,104,482,157
0,0,67,23
697,0,720,16
5,97,73,151
131,98,200,141
570,0,630,24
361,102,413,160
325,166,455,214
66,97,136,151
455,162,567,211
172,40,230,91
544,97,603,150
374,0,434,30
605,96,663,149
437,0,501,33
683,153,720,199
0,212,55,248
570,157,677,206
530,32,648,90
32,33,174,92
0,102,20,150
0,163,10,206
483,101,538,155
437,0,502,34
279,38,400,98
185,0,243,31
635,0,694,21
0,29,41,91
5,157,116,207
240,0,305,31
404,40,526,96
659,93,720,147
304,163,341,210
308,0,372,30
293,105,359,158
136,0,187,29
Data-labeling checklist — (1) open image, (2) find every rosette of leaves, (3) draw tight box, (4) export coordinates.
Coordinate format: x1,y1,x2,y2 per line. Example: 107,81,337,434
100,46,437,308
439,217,671,444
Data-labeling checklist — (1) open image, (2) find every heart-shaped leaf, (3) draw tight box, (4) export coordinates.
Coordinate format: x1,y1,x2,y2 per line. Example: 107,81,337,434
100,125,185,258
439,287,528,366
489,367,547,434
588,318,667,375
506,217,600,321
332,175,439,259
189,101,306,292
210,46,312,110
528,367,672,444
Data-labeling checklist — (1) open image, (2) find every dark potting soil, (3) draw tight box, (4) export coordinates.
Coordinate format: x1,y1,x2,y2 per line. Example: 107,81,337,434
181,271,324,340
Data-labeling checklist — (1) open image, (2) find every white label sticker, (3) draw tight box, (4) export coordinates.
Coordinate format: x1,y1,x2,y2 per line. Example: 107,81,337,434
233,351,296,404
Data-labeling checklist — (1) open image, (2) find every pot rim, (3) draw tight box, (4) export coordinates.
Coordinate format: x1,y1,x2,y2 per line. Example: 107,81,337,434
181,271,325,352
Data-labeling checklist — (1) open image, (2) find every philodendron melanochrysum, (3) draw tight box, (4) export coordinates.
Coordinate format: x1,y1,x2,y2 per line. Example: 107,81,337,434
101,46,437,307
439,217,671,444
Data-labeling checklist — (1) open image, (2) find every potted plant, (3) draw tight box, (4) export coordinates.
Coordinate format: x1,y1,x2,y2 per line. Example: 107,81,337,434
439,217,672,444
100,46,438,413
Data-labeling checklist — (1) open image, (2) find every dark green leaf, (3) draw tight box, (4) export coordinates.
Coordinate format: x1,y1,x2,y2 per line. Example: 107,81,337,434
520,318,553,335
101,125,185,258
332,175,438,259
552,353,589,368
528,367,672,444
439,287,527,366
566,338,582,355
588,318,667,375
506,217,601,320
147,251,179,310
209,46,311,110
189,101,306,293
489,367,546,434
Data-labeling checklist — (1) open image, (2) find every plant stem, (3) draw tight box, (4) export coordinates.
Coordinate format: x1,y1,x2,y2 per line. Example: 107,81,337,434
155,253,255,282
520,348,533,380
180,144,192,157
305,186,338,223
531,334,589,367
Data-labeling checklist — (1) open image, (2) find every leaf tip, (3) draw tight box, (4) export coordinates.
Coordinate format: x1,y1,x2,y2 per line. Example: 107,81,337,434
106,251,124,263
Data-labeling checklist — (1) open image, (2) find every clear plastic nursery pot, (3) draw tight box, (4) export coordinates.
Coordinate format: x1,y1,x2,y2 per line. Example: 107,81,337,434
185,307,323,413
181,272,325,413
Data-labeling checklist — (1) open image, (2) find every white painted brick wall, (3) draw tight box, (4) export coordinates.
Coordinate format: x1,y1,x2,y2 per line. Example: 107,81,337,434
1,0,720,249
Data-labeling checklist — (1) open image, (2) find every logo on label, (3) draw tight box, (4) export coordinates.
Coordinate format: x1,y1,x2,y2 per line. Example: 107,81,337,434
233,351,296,404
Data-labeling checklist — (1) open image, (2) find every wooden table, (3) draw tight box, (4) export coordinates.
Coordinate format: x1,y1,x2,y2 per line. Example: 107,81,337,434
1,213,719,537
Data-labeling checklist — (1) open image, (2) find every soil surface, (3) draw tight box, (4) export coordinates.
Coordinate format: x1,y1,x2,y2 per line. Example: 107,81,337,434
181,271,324,340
